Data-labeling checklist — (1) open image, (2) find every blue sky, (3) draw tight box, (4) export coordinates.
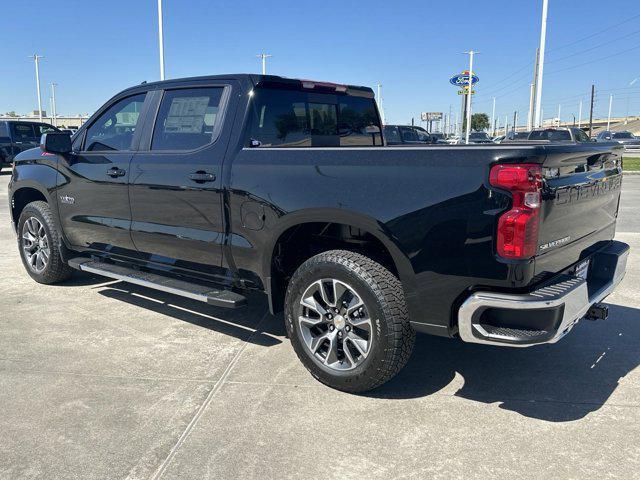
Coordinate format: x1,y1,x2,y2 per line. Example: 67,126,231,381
1,0,639,125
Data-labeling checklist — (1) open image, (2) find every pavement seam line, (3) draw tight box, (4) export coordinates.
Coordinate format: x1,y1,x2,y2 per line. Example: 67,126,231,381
150,310,271,480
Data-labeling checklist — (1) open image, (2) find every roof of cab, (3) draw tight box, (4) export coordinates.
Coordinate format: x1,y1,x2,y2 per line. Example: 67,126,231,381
118,74,374,97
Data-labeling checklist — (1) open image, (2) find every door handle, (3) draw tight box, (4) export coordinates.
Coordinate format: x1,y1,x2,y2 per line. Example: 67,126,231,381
188,171,216,183
107,167,126,178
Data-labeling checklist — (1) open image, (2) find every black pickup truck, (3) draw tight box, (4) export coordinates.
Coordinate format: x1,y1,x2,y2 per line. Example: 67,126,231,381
0,120,59,169
8,74,629,392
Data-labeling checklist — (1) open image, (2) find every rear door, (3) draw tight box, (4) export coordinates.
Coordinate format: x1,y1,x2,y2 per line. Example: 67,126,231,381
128,82,235,277
56,92,149,254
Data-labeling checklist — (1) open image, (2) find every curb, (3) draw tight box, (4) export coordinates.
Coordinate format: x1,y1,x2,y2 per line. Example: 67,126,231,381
623,171,640,175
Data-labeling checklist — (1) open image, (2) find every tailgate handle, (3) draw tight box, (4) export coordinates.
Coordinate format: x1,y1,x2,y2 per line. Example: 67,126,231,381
188,171,216,183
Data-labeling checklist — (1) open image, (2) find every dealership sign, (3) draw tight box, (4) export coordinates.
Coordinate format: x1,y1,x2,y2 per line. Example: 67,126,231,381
449,72,479,87
421,112,443,121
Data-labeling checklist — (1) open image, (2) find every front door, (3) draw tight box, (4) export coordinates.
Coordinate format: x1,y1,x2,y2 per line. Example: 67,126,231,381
56,92,148,255
129,84,232,277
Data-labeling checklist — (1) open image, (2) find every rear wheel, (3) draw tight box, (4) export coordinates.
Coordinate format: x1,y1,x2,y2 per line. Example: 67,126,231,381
17,201,73,284
285,250,415,392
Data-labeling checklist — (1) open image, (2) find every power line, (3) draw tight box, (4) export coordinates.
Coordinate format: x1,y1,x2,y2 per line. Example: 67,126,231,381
546,41,640,75
546,28,640,65
546,12,640,53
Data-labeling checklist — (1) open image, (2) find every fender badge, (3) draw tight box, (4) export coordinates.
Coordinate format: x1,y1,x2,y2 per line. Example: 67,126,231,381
60,195,75,205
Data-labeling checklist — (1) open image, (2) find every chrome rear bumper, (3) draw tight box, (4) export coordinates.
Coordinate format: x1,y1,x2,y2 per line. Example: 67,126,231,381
458,241,629,347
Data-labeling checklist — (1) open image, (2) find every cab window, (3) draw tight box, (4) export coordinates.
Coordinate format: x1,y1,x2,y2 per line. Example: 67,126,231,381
10,123,37,141
84,93,146,151
246,87,382,147
151,87,224,151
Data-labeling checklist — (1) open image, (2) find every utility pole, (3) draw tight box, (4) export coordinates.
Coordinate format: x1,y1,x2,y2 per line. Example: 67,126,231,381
607,94,613,130
578,100,583,128
463,50,478,144
158,0,165,80
588,84,595,138
534,0,549,128
557,104,561,127
256,53,272,75
490,97,496,136
527,83,535,130
50,82,57,127
29,54,44,122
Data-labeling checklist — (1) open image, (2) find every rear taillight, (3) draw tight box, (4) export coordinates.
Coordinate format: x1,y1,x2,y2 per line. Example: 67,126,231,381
489,163,542,259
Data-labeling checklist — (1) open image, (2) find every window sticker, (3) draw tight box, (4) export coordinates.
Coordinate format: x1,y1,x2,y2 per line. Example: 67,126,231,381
164,96,209,134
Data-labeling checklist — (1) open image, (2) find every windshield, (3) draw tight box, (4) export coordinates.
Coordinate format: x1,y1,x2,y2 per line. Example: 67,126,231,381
469,132,489,140
613,132,634,139
528,129,571,141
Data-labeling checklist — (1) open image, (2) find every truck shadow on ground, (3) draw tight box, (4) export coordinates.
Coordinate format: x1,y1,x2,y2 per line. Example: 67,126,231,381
87,272,638,423
370,303,640,422
95,280,282,348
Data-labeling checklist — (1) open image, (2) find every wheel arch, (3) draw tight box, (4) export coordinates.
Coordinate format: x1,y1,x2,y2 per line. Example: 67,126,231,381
263,208,414,314
10,185,51,226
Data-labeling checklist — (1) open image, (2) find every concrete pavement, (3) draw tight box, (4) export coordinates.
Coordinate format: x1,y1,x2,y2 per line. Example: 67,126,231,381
0,169,639,479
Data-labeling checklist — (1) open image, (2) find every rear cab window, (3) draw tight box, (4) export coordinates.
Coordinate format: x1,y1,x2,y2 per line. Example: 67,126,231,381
246,85,382,147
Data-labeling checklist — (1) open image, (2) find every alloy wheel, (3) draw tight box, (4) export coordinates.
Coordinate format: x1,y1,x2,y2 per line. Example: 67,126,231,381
298,279,373,371
21,217,50,274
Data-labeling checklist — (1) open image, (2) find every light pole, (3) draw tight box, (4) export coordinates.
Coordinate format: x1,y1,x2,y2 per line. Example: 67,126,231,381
557,104,561,127
607,94,613,130
29,54,44,122
376,83,385,125
463,50,478,144
534,0,548,128
256,53,272,75
628,78,639,124
490,97,496,136
158,0,165,80
578,100,583,128
51,82,58,127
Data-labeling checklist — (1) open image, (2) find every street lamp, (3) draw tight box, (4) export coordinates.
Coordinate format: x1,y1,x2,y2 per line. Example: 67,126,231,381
158,0,165,80
256,53,272,75
29,54,44,122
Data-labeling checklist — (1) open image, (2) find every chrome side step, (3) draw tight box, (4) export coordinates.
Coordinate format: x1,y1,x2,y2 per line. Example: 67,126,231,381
68,258,246,308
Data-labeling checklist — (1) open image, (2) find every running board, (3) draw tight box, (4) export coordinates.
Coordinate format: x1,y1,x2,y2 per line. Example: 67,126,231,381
68,258,246,308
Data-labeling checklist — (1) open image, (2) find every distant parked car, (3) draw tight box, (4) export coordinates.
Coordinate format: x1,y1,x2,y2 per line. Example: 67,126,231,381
384,125,433,145
429,132,448,144
0,120,59,168
527,127,592,143
467,132,493,144
596,130,640,153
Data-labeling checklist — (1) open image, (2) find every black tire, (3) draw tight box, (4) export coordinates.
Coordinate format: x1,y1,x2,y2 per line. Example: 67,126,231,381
285,250,415,393
17,201,73,284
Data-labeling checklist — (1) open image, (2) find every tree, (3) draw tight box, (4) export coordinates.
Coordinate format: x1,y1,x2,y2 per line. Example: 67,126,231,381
470,113,490,131
4,111,18,117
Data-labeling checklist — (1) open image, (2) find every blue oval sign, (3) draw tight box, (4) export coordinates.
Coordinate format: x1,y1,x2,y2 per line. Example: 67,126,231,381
450,74,479,87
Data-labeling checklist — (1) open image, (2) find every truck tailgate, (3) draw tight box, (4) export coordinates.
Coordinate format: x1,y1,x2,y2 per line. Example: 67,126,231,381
534,144,624,276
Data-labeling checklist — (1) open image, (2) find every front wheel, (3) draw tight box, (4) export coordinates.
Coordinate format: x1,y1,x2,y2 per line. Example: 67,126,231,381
17,201,73,284
285,250,415,393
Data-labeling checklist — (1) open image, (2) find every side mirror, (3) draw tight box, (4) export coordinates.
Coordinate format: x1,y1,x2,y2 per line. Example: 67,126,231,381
41,132,72,154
